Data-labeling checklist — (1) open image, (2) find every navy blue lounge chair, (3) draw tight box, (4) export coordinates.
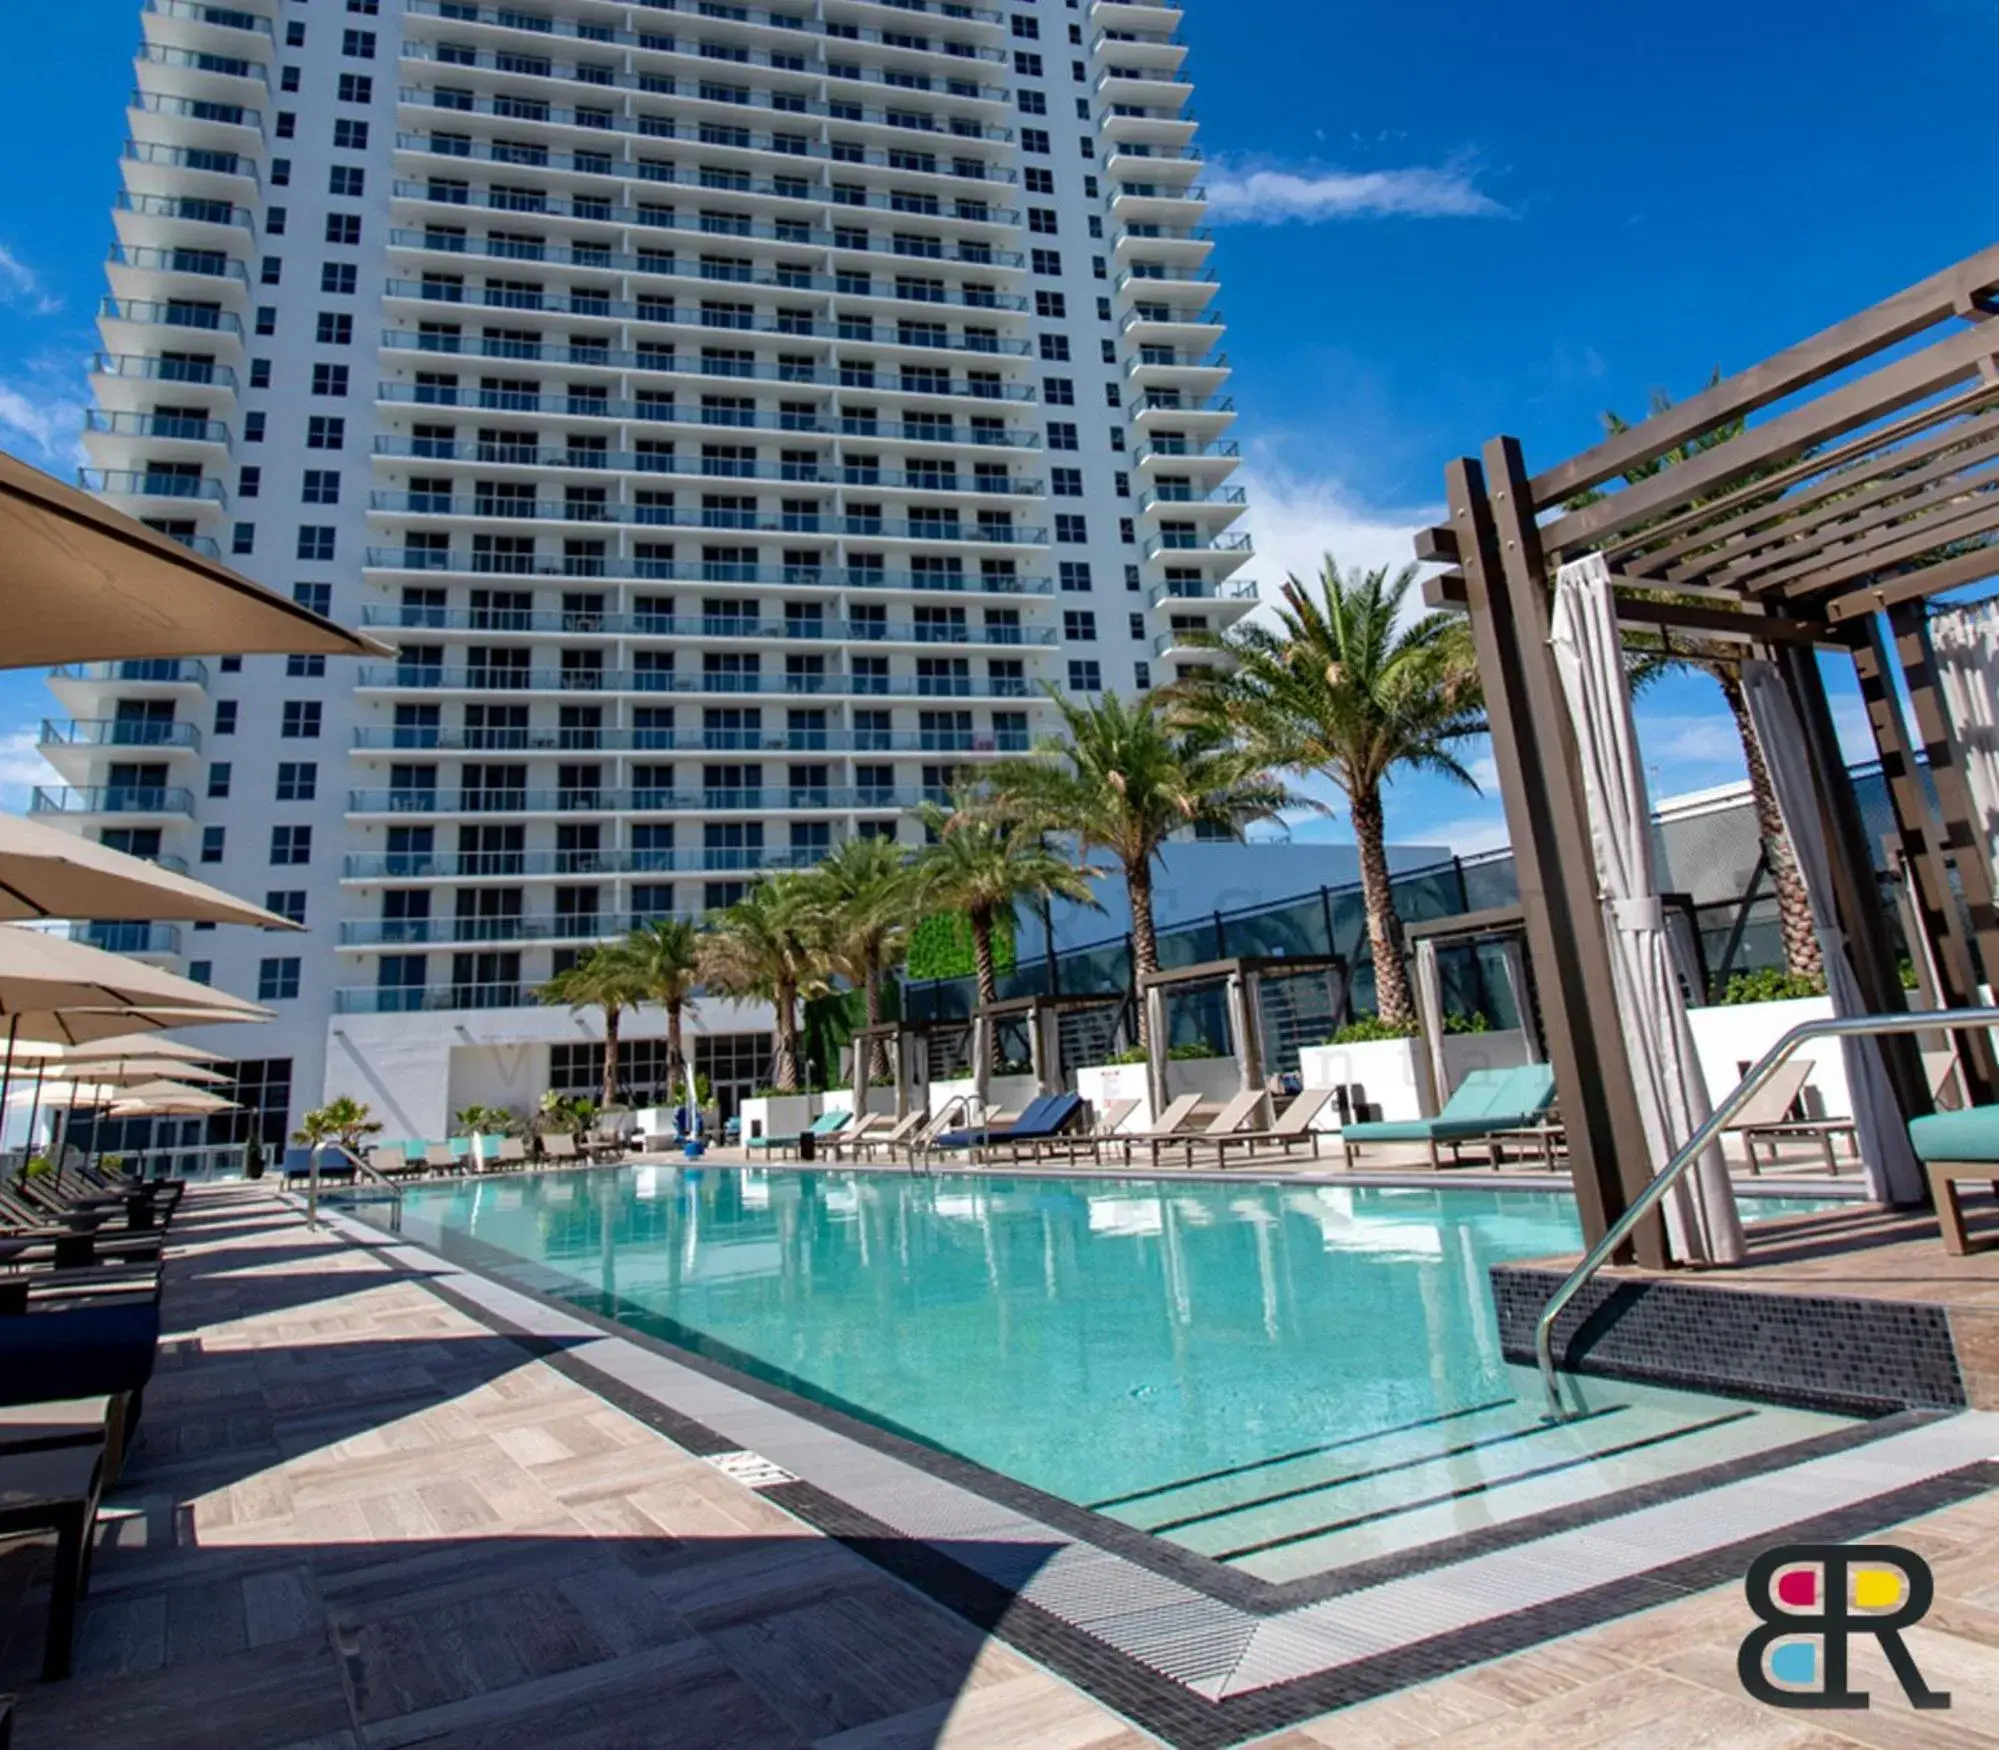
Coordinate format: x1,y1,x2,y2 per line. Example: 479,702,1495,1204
932,1092,1084,1156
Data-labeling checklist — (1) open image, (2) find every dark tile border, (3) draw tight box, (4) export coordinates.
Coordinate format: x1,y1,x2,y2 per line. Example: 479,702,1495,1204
1493,1264,1969,1415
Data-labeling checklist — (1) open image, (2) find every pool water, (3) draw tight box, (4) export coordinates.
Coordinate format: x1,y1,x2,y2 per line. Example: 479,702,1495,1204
388,1170,1853,1580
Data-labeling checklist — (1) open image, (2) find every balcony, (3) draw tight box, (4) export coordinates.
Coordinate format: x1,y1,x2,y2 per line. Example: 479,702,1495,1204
345,785,931,819
90,354,239,412
365,497,1043,547
335,983,527,1014
340,845,829,883
362,550,1054,594
1142,529,1252,562
98,298,245,366
40,717,201,756
127,89,264,149
106,244,251,306
120,139,260,198
353,665,1041,700
84,409,231,457
1147,576,1257,609
1101,141,1203,182
65,922,185,958
113,191,257,248
143,1,273,40
339,911,690,949
29,785,196,819
349,725,1038,754
1138,484,1246,514
355,605,1054,645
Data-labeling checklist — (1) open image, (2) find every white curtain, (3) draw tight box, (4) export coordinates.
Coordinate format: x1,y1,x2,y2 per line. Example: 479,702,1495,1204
1551,556,1745,1264
1413,935,1448,1113
1741,661,1927,1204
1497,936,1541,1061
1930,601,1999,878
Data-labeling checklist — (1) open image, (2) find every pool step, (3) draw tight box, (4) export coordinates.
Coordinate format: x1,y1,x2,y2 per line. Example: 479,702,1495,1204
1099,1380,1855,1585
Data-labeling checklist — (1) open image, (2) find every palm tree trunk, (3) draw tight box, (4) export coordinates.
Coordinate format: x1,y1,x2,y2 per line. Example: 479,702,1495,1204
863,961,891,1080
1714,666,1823,983
1351,784,1416,1026
666,999,687,1095
601,1002,622,1108
771,981,800,1091
969,907,999,1006
1128,857,1158,1049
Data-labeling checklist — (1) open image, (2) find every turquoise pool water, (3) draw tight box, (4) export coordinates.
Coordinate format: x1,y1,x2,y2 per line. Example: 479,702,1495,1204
388,1168,1846,1520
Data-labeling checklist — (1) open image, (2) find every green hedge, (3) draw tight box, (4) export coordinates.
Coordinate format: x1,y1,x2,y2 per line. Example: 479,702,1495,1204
907,910,1015,982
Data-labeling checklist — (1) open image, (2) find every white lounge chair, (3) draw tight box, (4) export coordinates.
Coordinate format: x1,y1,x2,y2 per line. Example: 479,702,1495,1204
1117,1094,1207,1168
1210,1087,1338,1169
1155,1090,1271,1168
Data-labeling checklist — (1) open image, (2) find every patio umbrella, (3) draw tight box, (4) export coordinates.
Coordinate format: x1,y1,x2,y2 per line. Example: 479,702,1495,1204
55,1058,228,1085
0,450,389,667
0,815,300,928
13,1032,228,1065
0,927,268,1031
109,1080,237,1116
1549,554,1745,1265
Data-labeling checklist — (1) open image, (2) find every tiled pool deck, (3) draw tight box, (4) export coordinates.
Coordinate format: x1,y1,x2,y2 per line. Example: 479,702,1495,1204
2,1182,1993,1749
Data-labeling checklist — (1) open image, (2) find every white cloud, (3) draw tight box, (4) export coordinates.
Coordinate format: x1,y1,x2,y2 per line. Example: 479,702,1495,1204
1207,158,1506,225
0,373,90,473
0,727,58,815
0,246,63,317
1233,456,1440,610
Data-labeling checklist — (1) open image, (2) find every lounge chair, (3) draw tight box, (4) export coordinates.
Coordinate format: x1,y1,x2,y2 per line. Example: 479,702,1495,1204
976,1092,1091,1163
927,1096,1051,1157
491,1136,529,1171
1728,1059,1855,1175
1152,1089,1271,1169
1210,1087,1338,1169
1115,1093,1208,1167
540,1132,581,1164
1340,1065,1558,1169
1908,1105,1999,1255
0,1441,105,1679
848,1111,925,1163
1024,1096,1141,1164
365,1144,424,1181
422,1142,459,1175
825,1112,886,1159
746,1110,851,1153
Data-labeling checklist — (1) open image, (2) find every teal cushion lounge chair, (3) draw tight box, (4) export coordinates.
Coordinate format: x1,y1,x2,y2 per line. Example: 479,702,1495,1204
1340,1065,1558,1168
747,1110,851,1151
1908,1106,1999,1255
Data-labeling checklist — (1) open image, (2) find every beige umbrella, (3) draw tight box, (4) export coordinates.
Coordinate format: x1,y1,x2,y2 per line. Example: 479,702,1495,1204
0,927,269,1044
55,1058,229,1086
15,1032,229,1064
109,1080,237,1117
6,1007,268,1049
1,450,390,666
0,816,301,928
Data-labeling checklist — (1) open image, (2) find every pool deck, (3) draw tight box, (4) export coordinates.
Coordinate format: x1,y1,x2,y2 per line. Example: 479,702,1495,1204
4,1183,1992,1750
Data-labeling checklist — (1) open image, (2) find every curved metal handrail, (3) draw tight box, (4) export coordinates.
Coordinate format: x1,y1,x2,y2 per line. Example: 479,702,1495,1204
306,1139,404,1230
1534,1005,1999,1418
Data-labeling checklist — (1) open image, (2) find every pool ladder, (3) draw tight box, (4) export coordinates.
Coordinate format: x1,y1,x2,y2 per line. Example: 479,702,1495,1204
1535,1005,1999,1419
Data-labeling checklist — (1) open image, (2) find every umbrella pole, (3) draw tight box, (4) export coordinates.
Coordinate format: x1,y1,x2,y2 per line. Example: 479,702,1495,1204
0,1016,15,1180
21,1060,45,1177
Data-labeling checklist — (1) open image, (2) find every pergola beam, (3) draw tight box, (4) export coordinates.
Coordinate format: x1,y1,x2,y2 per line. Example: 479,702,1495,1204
1422,571,1845,649
1823,541,1999,622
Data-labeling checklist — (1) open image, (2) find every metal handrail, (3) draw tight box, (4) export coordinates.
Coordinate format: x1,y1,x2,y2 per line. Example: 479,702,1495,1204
1534,1004,1999,1418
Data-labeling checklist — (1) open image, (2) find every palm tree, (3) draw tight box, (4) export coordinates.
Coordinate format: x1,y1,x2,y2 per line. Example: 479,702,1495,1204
292,1094,382,1155
805,835,915,1080
1173,558,1486,1028
625,917,702,1101
982,690,1294,1047
698,873,829,1092
914,791,1099,1006
539,942,650,1108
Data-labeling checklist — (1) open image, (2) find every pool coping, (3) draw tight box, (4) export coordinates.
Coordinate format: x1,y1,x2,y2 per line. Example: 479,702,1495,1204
314,1187,1999,1747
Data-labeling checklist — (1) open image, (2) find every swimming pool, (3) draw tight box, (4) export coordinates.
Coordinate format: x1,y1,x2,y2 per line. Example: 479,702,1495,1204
386,1169,1853,1580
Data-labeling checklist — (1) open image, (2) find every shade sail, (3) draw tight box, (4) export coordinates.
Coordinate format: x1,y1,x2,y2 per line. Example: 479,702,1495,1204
0,926,270,1039
1,451,388,667
0,814,299,928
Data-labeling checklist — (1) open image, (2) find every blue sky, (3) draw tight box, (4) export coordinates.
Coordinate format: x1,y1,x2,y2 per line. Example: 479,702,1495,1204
1,0,1993,849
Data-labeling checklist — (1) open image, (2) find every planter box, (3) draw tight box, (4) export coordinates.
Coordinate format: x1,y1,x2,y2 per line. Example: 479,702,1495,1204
1298,1037,1434,1124
1687,995,1849,1117
1076,1064,1153,1132
738,1092,818,1144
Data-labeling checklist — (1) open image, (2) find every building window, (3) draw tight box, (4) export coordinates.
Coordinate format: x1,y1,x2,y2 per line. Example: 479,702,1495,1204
333,118,369,150
284,654,326,679
1047,421,1077,450
275,112,295,139
1062,610,1097,642
1068,659,1102,692
269,157,291,186
285,20,305,45
1034,290,1067,320
265,208,287,238
275,761,318,800
200,825,225,863
1059,560,1092,591
220,656,241,673
254,306,277,337
1014,50,1042,75
1125,564,1142,591
1129,612,1146,640
244,411,265,442
1119,516,1136,543
281,66,300,92
302,469,340,505
207,762,231,799
324,213,362,247
269,825,312,866
280,701,322,739
296,525,335,561
214,700,238,735
1050,466,1083,497
315,312,354,346
258,958,301,1001
1134,660,1152,691
1038,333,1070,361
336,73,372,103
231,522,255,555
1042,376,1074,405
188,960,212,984
265,890,307,926
1104,382,1123,408
1054,513,1087,543
342,28,376,57
1028,208,1058,236
293,582,331,617
310,363,348,397
1031,248,1061,275
1021,128,1049,154
259,257,282,286
1024,167,1054,194
306,416,345,450
321,262,357,295
329,166,365,198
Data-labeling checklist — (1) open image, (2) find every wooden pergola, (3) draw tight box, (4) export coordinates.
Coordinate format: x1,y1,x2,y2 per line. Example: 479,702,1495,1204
1418,244,1999,1267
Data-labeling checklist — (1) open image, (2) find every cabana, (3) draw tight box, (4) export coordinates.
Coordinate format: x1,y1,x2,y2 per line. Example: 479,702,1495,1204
1416,243,1999,1265
970,991,1129,1101
1134,953,1346,1118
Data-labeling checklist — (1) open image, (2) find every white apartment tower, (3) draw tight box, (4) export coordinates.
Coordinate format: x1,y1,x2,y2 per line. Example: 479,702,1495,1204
50,0,1253,1143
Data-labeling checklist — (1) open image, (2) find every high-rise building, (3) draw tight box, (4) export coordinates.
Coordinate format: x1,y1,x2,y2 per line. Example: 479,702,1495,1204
49,0,1254,1142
